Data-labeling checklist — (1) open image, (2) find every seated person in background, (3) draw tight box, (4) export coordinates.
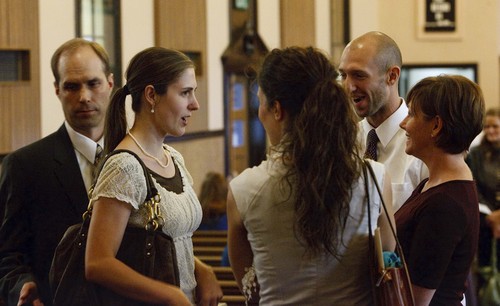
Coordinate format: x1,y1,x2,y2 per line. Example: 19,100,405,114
197,172,228,231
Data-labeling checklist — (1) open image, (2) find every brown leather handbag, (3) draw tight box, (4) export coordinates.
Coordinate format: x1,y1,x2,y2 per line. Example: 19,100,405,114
363,160,415,306
49,149,180,306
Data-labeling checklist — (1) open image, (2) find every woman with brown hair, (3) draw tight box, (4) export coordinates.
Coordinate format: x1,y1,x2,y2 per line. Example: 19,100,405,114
396,75,485,305
227,46,396,305
85,47,222,305
198,172,228,231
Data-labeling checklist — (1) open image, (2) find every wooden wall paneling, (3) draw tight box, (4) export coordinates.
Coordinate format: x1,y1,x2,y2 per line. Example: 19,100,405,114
280,0,316,47
330,0,347,65
172,135,225,195
10,83,40,150
154,0,208,133
0,0,40,154
0,89,12,151
153,0,223,187
8,0,36,47
0,0,9,46
11,0,40,150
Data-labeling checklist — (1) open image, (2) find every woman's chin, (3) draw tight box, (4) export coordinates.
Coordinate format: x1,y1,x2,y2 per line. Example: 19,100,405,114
404,145,414,157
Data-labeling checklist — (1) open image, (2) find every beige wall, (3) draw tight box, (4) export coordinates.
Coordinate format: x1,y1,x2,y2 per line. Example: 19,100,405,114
38,0,309,138
36,0,500,191
37,0,282,194
172,136,226,193
39,0,155,136
39,0,499,138
39,0,75,137
350,0,499,110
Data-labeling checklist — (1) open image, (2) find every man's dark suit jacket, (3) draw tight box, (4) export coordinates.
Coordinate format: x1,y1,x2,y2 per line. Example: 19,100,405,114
0,124,89,306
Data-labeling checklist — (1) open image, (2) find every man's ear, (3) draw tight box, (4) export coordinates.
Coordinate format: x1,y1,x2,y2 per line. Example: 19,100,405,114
107,73,114,89
387,66,400,85
54,81,60,96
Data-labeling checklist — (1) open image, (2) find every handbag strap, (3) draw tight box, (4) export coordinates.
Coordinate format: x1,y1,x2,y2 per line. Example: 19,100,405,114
363,159,415,301
363,162,379,305
92,149,158,199
86,149,164,231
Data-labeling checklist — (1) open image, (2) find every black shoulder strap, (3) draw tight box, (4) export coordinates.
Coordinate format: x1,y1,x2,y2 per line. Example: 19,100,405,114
93,149,158,201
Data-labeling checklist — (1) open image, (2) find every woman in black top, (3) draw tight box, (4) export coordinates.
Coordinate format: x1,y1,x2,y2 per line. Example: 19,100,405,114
396,75,484,305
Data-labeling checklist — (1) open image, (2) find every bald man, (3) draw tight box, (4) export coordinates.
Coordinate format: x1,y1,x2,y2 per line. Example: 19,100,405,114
339,31,428,211
339,31,476,306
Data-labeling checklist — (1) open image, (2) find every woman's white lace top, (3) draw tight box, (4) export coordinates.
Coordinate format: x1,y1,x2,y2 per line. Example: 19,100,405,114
91,146,202,302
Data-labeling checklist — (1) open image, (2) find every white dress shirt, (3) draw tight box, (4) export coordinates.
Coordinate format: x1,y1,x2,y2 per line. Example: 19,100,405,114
65,121,104,192
359,99,429,211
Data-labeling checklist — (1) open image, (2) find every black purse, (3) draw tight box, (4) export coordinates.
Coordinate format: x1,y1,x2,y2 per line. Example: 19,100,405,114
49,149,180,306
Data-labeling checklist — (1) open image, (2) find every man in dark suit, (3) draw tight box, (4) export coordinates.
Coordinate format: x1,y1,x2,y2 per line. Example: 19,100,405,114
0,38,114,306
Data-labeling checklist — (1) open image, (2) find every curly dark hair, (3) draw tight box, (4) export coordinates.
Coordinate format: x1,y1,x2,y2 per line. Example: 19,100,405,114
258,46,362,258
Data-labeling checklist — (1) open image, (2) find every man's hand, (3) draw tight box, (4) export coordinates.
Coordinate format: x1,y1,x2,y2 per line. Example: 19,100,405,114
17,282,44,306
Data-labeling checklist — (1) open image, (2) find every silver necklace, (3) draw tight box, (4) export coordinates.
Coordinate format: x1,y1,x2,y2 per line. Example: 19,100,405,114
128,132,170,168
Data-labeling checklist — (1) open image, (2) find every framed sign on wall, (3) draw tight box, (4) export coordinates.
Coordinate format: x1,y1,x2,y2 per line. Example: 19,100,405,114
417,0,463,40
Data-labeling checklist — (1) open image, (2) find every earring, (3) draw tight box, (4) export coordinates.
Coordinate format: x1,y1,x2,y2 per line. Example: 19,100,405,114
151,107,155,113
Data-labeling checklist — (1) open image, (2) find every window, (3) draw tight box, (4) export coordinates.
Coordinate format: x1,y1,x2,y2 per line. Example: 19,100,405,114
76,0,122,87
399,64,477,99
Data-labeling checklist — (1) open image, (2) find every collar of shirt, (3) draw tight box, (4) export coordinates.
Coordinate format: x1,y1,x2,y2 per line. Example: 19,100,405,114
64,121,104,164
361,98,408,148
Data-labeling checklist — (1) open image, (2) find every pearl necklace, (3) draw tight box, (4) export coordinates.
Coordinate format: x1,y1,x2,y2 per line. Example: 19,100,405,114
128,132,170,168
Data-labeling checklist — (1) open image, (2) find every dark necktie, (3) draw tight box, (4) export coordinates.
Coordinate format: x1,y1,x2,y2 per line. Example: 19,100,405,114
364,129,379,161
92,144,103,180
94,144,103,167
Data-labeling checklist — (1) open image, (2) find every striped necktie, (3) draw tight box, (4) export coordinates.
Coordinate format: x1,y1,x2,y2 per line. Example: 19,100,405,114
94,144,103,167
92,144,103,180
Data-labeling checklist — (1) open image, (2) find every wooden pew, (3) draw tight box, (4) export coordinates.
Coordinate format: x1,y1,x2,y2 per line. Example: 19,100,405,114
193,245,225,257
192,236,227,247
212,266,234,280
193,230,228,237
220,294,247,306
193,231,247,305
196,255,222,267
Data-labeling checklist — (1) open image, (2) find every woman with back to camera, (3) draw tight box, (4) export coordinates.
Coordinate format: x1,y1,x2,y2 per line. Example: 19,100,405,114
227,46,396,305
84,47,222,305
396,75,484,305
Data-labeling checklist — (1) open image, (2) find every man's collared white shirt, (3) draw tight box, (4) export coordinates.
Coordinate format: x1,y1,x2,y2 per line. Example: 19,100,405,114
65,121,104,192
359,99,428,211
